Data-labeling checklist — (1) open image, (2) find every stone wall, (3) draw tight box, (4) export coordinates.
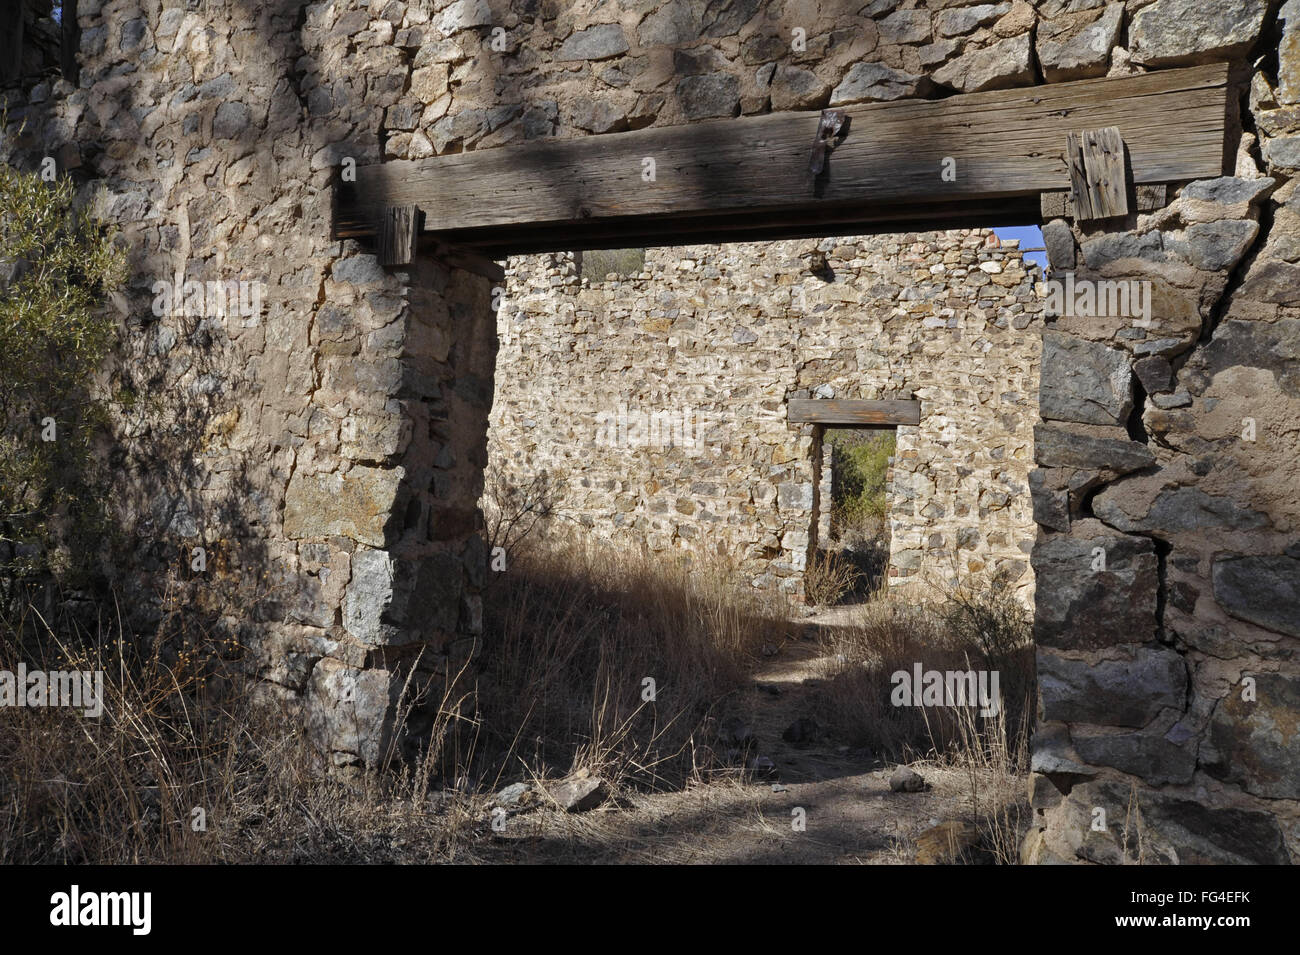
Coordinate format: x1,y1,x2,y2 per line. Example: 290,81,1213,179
489,231,1042,601
1,0,498,773
1,0,1296,861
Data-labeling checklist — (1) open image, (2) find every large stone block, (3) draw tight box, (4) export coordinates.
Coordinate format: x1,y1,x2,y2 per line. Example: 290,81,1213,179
1094,480,1270,536
305,657,400,770
933,33,1034,93
1038,645,1187,728
1071,723,1196,785
1033,526,1159,650
1039,780,1290,864
283,466,405,547
675,72,739,119
1212,554,1300,637
829,63,926,105
1181,318,1300,397
1040,332,1133,425
1202,672,1300,799
1033,423,1154,473
1036,4,1122,82
343,547,464,645
557,23,629,61
1130,0,1270,67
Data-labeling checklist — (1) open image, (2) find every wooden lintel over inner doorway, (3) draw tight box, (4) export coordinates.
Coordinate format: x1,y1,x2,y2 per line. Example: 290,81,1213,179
788,399,922,426
333,64,1231,257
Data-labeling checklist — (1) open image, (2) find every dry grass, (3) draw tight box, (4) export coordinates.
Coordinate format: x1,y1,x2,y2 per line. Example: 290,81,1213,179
0,590,492,863
474,540,788,792
0,539,793,863
802,549,863,607
806,580,1035,862
0,543,1034,864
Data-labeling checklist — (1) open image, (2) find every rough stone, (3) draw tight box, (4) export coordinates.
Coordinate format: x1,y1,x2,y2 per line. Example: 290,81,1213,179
889,765,926,792
1130,0,1270,66
1039,332,1133,426
1212,554,1300,637
770,65,827,111
829,63,927,105
1037,4,1123,82
557,24,629,62
1132,355,1173,394
675,72,740,119
1184,220,1259,272
548,769,609,812
1033,423,1155,473
1071,725,1197,785
1041,219,1075,272
283,467,404,547
936,4,1011,38
1096,477,1268,532
1038,646,1187,728
1032,526,1160,650
343,547,463,645
1043,780,1291,864
878,9,932,45
1202,672,1300,799
933,33,1034,93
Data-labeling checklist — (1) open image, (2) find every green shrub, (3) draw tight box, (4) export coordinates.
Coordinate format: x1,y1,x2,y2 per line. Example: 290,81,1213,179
0,162,125,604
828,429,895,537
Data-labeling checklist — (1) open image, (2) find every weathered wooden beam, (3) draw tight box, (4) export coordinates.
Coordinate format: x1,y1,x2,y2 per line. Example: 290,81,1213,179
788,399,921,426
335,64,1230,253
1067,126,1129,220
454,194,1044,256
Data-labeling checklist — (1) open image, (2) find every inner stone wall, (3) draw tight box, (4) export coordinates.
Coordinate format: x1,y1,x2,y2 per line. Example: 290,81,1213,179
489,232,1042,601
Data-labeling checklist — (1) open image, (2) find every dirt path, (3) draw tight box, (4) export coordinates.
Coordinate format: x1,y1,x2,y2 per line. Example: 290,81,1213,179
484,608,1018,864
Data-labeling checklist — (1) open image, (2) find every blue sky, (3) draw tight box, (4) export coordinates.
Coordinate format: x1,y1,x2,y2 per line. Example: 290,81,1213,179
992,225,1046,270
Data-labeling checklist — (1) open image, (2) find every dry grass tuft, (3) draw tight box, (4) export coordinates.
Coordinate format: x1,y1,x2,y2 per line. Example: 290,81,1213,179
474,540,788,792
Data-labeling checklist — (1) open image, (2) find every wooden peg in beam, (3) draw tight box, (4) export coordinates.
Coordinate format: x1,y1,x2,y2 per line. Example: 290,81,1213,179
1066,126,1129,221
378,204,421,266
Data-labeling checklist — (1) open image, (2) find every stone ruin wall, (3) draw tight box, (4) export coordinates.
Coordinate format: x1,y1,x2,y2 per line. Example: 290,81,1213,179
489,232,1042,602
0,0,1297,861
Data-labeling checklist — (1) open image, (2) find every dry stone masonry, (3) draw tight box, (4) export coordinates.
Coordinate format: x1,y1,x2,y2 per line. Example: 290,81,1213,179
490,233,1042,602
2,0,1297,862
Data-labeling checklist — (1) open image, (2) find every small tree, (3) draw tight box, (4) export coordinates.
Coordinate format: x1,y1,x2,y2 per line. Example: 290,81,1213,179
0,161,125,608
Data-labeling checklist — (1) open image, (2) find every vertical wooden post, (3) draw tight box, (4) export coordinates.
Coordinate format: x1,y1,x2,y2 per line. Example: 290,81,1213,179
1066,126,1130,221
377,204,420,267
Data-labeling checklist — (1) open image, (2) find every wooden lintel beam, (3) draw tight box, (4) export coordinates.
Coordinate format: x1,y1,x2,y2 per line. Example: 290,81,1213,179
334,64,1230,252
788,399,921,426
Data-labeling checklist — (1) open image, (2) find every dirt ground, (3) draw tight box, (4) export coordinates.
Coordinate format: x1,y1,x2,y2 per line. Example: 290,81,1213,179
478,606,1027,864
